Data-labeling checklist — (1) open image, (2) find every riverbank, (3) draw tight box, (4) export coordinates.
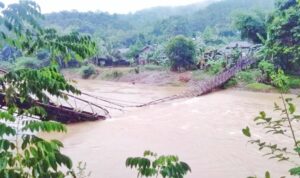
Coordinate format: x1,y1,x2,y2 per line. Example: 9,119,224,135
62,66,300,94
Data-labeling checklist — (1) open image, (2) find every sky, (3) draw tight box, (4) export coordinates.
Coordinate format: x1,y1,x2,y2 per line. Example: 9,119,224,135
1,0,216,14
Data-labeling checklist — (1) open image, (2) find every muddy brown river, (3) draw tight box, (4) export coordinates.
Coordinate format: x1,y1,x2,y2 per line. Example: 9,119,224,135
46,79,300,178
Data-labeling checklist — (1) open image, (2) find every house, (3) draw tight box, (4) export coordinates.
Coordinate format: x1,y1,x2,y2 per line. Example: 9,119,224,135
136,45,155,65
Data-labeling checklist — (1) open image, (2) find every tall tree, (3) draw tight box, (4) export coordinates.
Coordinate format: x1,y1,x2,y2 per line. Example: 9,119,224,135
264,0,300,72
233,11,267,43
165,35,196,71
0,1,96,177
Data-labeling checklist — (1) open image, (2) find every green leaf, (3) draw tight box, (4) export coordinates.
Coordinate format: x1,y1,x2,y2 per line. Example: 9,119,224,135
265,171,271,178
242,126,251,137
288,103,296,114
290,167,300,175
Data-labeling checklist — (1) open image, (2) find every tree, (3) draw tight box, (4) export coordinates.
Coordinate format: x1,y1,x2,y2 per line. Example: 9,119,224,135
262,0,300,72
233,11,267,43
165,35,196,71
0,1,96,177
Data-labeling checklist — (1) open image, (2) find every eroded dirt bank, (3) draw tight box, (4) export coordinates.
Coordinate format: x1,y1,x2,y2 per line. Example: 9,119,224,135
48,79,299,178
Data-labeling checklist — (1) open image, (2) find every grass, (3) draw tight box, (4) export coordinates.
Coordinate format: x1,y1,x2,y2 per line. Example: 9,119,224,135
192,70,209,81
223,78,238,89
288,75,300,89
99,68,133,80
236,69,261,84
246,82,274,92
142,64,166,71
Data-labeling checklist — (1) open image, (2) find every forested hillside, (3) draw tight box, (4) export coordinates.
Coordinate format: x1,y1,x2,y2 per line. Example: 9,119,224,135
44,0,274,48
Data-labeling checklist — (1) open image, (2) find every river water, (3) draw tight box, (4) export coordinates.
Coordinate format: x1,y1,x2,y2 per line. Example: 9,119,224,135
47,80,300,178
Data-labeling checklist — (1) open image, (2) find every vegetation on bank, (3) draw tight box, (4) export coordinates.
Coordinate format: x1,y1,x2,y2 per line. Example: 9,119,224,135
0,1,96,177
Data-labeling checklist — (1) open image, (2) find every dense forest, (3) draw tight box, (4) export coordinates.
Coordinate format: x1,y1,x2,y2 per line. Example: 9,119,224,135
44,0,274,48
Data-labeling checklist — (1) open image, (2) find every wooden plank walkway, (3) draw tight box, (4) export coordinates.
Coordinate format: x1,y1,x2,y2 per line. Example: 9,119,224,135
139,57,255,106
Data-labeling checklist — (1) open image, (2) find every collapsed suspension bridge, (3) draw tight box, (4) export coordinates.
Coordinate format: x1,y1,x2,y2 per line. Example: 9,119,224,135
0,57,255,123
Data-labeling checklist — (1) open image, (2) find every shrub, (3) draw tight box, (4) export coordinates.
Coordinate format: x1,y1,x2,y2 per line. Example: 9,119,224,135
236,70,261,84
15,57,44,69
224,78,238,88
206,60,224,75
166,35,196,71
288,76,300,89
258,60,275,82
246,82,273,92
80,64,96,79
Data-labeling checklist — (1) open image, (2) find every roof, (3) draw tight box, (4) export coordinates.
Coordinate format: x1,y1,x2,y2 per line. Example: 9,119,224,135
118,48,130,54
226,41,254,49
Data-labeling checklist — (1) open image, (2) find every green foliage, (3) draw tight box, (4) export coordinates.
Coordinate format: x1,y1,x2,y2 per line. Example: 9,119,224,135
0,2,96,64
0,110,74,177
245,83,274,92
126,150,191,178
258,60,275,82
223,78,238,88
0,1,97,177
143,64,166,71
242,95,300,176
237,70,261,84
206,60,225,75
288,76,300,89
242,126,251,137
80,64,96,79
262,0,300,72
242,88,300,177
0,66,80,177
271,69,289,92
126,42,143,59
233,11,267,43
15,57,44,69
166,35,196,71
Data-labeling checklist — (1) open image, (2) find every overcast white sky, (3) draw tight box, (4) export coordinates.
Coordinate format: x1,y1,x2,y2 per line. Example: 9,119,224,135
1,0,217,14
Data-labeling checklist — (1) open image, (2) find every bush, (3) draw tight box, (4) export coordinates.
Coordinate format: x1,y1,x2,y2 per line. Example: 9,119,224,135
206,60,224,75
224,78,238,88
258,60,275,82
15,57,44,69
288,76,300,89
166,35,196,71
80,64,96,79
236,70,261,84
246,82,274,92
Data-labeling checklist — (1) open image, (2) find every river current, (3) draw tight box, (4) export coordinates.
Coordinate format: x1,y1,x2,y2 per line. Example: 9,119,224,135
45,79,299,178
